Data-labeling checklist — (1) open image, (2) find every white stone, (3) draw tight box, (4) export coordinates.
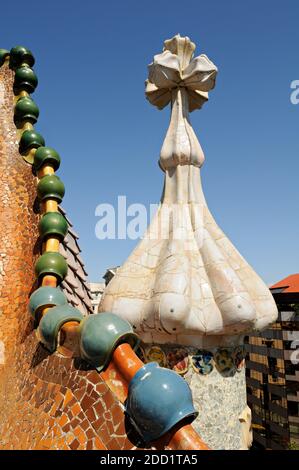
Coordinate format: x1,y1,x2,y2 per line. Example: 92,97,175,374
99,34,278,346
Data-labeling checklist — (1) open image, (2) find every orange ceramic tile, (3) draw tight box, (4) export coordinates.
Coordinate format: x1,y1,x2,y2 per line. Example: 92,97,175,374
62,389,73,408
71,402,81,417
58,414,68,427
93,436,106,450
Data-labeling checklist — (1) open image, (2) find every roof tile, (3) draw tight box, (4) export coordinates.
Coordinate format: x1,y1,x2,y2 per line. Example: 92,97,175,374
270,273,299,293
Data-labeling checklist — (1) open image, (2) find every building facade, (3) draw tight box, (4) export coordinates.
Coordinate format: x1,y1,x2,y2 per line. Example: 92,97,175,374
88,282,105,313
246,274,299,450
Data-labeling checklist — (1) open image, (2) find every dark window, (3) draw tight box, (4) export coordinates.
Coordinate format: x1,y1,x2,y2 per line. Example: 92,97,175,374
271,393,282,403
285,361,296,375
288,401,299,416
287,382,299,395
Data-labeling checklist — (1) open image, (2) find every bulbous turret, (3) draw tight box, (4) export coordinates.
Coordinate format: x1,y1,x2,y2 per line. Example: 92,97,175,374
99,34,278,348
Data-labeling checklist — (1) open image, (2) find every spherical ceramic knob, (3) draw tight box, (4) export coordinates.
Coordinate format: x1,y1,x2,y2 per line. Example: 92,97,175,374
39,305,83,352
19,129,45,155
37,175,65,202
14,96,39,125
79,312,139,371
9,46,35,69
125,362,198,443
39,212,68,241
0,49,9,66
35,251,68,282
14,66,38,94
29,286,67,318
34,147,61,172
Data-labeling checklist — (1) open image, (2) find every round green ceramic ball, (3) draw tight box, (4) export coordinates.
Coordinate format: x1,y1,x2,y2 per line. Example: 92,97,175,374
19,129,45,154
37,175,65,202
39,212,68,241
35,252,68,282
10,46,35,69
34,147,61,172
14,96,39,125
14,66,38,94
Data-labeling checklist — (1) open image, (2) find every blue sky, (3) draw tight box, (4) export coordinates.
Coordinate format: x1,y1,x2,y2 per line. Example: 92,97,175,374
2,0,299,284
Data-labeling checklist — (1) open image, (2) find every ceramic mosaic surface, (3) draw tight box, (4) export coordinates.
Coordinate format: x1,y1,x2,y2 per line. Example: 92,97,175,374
0,61,134,450
0,52,207,452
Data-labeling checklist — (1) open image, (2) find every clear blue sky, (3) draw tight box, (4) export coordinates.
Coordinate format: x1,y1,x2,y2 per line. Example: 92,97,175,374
2,0,299,284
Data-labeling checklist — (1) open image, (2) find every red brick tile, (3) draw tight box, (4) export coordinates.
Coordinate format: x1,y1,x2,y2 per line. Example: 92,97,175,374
70,439,80,450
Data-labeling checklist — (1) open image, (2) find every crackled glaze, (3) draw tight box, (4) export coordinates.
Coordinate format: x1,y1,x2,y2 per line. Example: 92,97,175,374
100,34,278,347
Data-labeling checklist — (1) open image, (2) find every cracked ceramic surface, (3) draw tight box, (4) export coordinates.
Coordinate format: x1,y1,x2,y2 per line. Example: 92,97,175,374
145,33,217,113
99,34,278,347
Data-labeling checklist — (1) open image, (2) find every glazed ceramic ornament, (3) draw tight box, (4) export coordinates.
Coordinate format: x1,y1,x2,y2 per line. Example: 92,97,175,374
99,34,278,348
